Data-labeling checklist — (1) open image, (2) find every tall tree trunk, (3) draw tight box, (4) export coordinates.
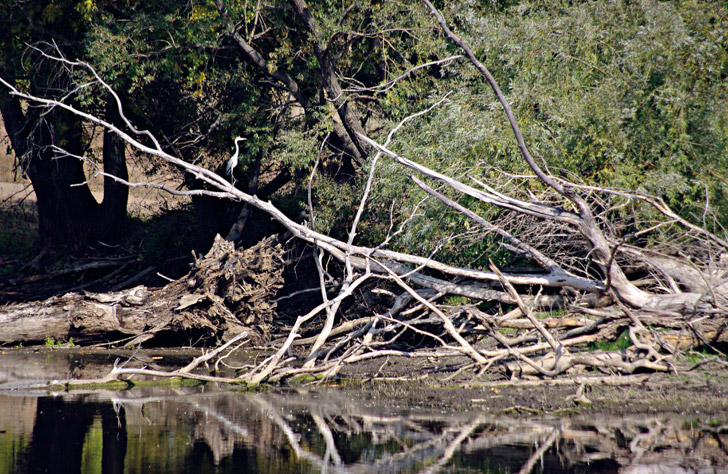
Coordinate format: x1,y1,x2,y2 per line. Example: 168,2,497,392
2,94,101,248
99,103,129,236
1,93,129,249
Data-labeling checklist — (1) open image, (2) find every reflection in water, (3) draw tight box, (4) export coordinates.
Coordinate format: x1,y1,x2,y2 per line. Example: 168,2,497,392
0,386,726,473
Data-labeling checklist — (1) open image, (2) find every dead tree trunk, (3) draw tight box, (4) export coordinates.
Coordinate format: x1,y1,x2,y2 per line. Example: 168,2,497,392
1,33,726,384
0,236,284,346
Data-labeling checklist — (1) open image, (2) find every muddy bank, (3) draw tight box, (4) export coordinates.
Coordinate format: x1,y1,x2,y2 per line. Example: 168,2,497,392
351,375,728,419
1,346,727,419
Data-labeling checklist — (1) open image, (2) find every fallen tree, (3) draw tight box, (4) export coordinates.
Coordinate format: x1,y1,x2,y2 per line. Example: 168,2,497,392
1,2,726,385
0,236,283,347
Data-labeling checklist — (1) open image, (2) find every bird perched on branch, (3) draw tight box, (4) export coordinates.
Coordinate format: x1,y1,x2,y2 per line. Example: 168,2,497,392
226,137,247,175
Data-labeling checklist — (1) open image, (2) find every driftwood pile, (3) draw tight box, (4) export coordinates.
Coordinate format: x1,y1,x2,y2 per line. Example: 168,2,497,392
0,1,726,385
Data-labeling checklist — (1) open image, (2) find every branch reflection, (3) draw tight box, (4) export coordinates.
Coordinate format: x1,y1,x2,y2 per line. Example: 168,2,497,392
1,386,726,473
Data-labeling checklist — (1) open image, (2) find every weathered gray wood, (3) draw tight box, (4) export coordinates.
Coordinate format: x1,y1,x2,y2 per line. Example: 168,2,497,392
0,236,283,345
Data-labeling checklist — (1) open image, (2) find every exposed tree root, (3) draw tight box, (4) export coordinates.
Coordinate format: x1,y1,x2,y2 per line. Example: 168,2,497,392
0,236,283,346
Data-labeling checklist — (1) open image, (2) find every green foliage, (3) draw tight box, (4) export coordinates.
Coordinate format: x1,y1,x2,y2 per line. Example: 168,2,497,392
83,0,267,166
589,329,632,352
44,334,73,348
3,0,725,269
43,334,57,347
356,0,727,265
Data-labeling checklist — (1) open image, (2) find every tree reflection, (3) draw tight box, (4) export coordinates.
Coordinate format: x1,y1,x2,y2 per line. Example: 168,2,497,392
2,388,727,473
107,389,728,473
20,398,126,474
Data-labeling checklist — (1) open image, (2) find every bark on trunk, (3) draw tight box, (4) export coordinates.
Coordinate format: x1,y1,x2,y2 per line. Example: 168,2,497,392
1,93,130,248
100,103,129,236
2,96,101,248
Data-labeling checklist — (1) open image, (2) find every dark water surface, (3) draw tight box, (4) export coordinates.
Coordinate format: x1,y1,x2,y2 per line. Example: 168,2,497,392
0,349,726,473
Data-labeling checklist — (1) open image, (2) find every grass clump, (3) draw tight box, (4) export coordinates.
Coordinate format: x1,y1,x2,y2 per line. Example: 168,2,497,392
589,329,632,352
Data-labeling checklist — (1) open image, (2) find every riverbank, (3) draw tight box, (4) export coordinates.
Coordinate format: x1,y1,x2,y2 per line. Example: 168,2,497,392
2,346,727,419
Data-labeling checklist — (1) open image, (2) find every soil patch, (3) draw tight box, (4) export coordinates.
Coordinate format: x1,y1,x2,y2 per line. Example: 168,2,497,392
333,356,728,417
2,346,727,420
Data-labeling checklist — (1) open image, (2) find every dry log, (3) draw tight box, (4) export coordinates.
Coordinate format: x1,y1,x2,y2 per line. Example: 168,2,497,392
0,236,283,346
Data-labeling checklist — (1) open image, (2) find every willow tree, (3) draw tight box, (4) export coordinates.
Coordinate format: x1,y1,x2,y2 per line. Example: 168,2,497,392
2,0,447,250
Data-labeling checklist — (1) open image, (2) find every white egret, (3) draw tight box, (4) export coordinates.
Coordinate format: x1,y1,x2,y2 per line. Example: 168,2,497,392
226,137,247,175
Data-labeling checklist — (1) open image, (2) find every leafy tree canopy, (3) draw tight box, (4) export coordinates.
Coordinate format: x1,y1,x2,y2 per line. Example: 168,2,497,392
363,0,728,264
2,0,725,261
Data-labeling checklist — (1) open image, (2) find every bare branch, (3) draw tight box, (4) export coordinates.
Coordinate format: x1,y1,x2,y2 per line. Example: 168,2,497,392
342,55,462,94
421,0,568,198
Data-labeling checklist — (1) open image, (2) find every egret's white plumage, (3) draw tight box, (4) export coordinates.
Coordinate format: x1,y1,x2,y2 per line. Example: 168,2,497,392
226,137,246,175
